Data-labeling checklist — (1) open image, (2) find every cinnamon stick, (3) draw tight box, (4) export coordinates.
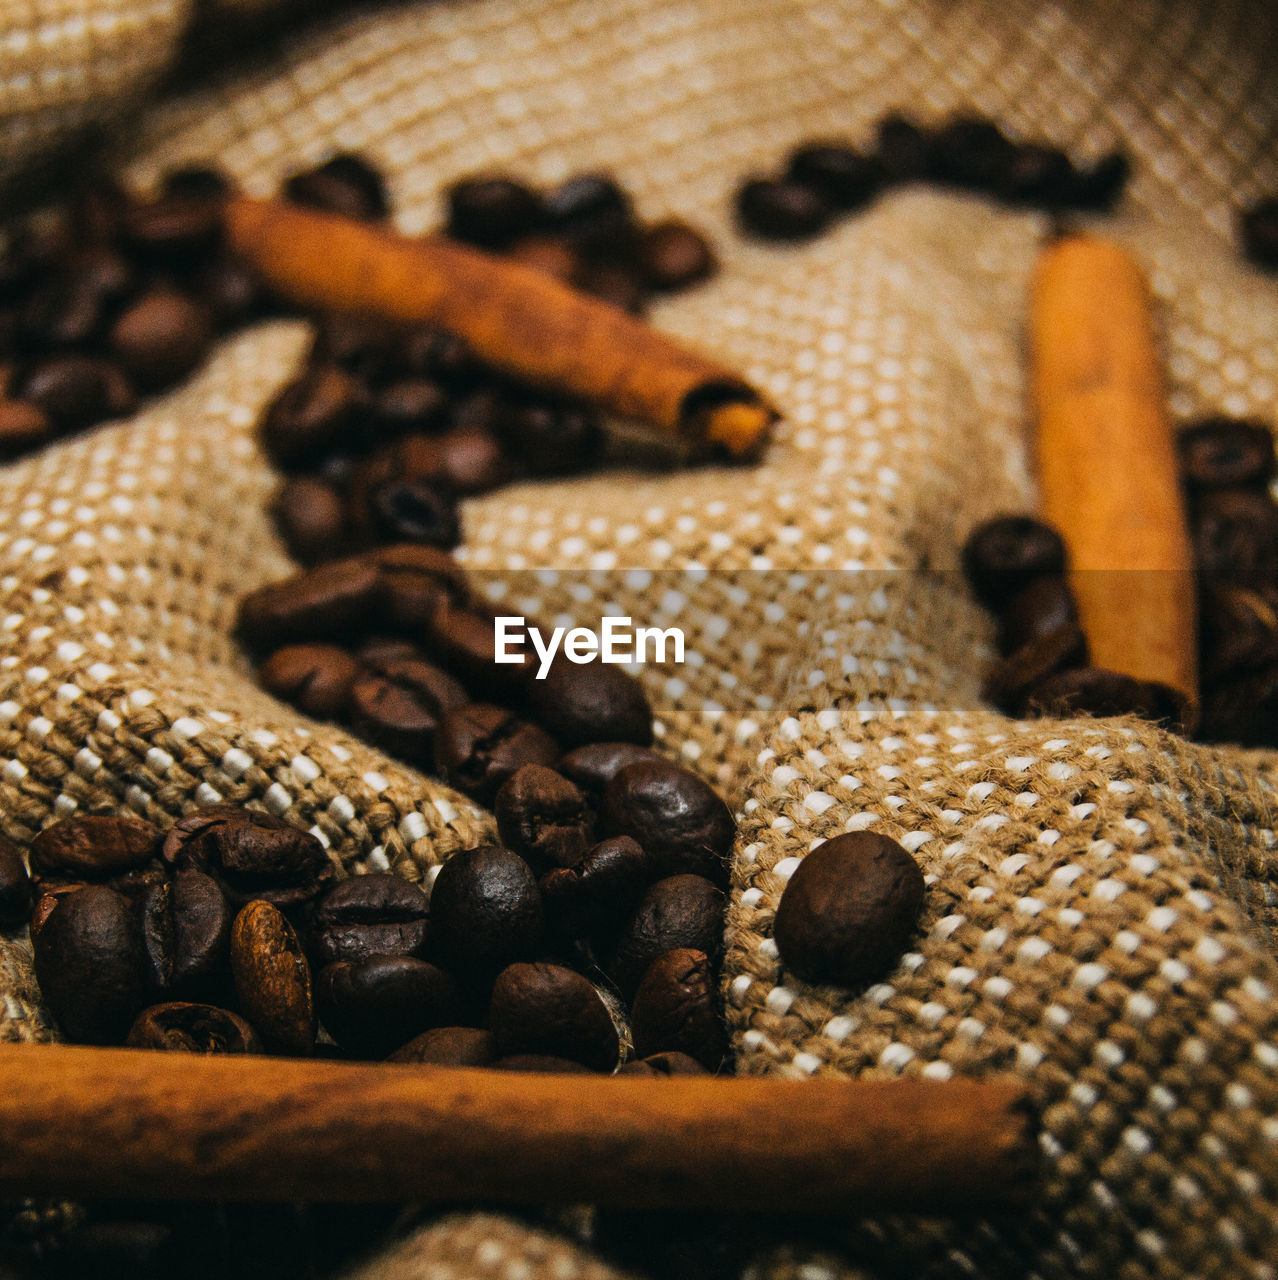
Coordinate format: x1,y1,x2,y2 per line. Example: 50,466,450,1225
0,1044,1035,1211
225,197,776,459
1030,233,1198,724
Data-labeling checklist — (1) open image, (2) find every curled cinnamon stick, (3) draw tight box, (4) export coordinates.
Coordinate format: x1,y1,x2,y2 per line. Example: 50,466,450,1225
1030,233,1198,726
225,197,776,459
0,1044,1036,1211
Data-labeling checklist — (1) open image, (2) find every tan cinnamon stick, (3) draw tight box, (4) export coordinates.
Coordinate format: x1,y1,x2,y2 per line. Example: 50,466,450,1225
225,197,776,459
0,1044,1035,1211
1030,233,1197,724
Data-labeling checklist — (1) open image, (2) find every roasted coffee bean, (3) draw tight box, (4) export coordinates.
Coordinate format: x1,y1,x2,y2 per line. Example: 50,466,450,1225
615,1051,709,1076
435,703,559,805
126,1002,260,1054
367,477,461,549
929,116,1016,190
108,288,213,390
0,399,55,458
14,355,136,431
609,874,725,1000
349,656,467,763
508,234,581,282
162,165,233,201
420,602,531,688
489,961,619,1071
774,832,924,988
30,881,86,936
20,268,117,349
539,836,650,939
141,869,232,996
528,657,653,749
370,541,470,631
1241,198,1278,271
33,885,146,1043
400,325,479,385
983,621,1088,715
1067,149,1131,212
309,873,430,968
258,642,361,719
995,574,1077,656
961,514,1067,610
543,173,635,257
387,1025,495,1065
434,423,512,494
630,947,726,1070
1178,417,1275,491
577,263,647,314
237,555,385,649
317,956,462,1057
122,194,224,265
260,362,359,470
491,1054,596,1073
29,815,160,884
735,177,833,241
429,844,543,980
875,113,931,182
495,765,593,872
357,636,424,666
1199,583,1278,681
638,220,717,291
998,144,1076,207
498,398,604,475
230,899,315,1055
0,832,31,928
601,760,734,885
271,475,350,564
1028,666,1190,730
284,154,390,222
786,143,883,210
198,253,264,329
371,376,450,433
445,176,543,250
311,311,401,382
1199,665,1278,746
558,741,662,801
1193,488,1278,586
162,805,331,908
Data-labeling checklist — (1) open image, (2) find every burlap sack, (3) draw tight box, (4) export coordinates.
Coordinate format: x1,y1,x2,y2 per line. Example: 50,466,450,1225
1,0,1277,1276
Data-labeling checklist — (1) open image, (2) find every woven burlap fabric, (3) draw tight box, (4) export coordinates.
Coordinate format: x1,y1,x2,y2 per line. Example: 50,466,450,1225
2,0,1278,1276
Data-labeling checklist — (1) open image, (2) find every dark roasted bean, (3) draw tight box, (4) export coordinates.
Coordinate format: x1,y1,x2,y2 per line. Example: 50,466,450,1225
371,376,451,433
1066,149,1130,212
230,899,315,1055
434,423,512,494
259,642,360,718
961,514,1067,610
998,144,1076,207
1193,488,1278,586
577,263,647,314
1028,666,1190,730
317,956,462,1057
995,574,1078,656
735,177,833,241
387,1025,495,1066
983,621,1089,715
29,815,161,884
126,1001,260,1053
435,703,559,804
630,947,726,1070
638,220,717,290
1199,583,1278,682
108,288,213,390
349,656,467,763
539,836,650,940
236,556,385,649
122,195,224,265
498,399,604,475
929,116,1016,190
445,176,544,250
271,475,350,564
786,143,883,210
1178,417,1275,491
1199,665,1278,746
367,477,461,549
875,113,931,182
309,873,430,968
543,173,635,257
140,869,232,997
260,362,359,470
495,765,593,872
30,882,85,937
68,173,128,243
609,874,725,1000
20,268,118,350
284,154,390,222
0,399,55,458
421,602,532,688
558,741,662,801
14,356,136,431
198,253,265,329
489,961,619,1071
528,657,653,749
162,166,233,201
0,833,31,928
311,311,402,382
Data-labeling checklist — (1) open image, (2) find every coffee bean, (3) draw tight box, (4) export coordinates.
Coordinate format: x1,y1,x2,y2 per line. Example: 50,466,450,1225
1193,488,1278,586
371,377,451,434
543,174,635,257
108,288,213,390
527,657,653,749
875,113,931,182
1028,666,1190,731
1178,417,1275,491
1199,583,1278,682
237,555,385,649
507,235,581,282
29,815,161,884
630,947,726,1070
609,874,725,1000
498,399,604,476
126,1002,260,1054
420,602,531,689
162,166,233,201
14,356,136,431
357,636,423,666
638,220,717,291
198,253,264,329
68,173,128,244
539,836,650,939
577,263,648,314
786,143,883,211
558,742,662,801
20,270,115,350
995,574,1078,656
1241,198,1278,271
428,844,543,980
445,176,544,250
316,956,462,1057
122,195,224,266
1200,665,1278,746
774,832,924,988
491,1054,596,1073
271,476,350,565
400,325,479,386
0,399,54,458
961,514,1067,610
1066,150,1130,212
435,704,559,805
489,962,619,1071
495,765,593,872
311,312,402,382
230,899,315,1055
308,873,430,968
387,1025,495,1066
141,869,232,997
348,656,467,764
284,154,390,222
260,362,359,470
929,116,1016,190
601,761,734,885
735,177,833,240
367,477,461,549
434,423,512,494
0,833,31,928
372,549,470,636
30,882,85,937
984,621,1089,715
997,144,1076,207
33,885,146,1043
615,1051,709,1076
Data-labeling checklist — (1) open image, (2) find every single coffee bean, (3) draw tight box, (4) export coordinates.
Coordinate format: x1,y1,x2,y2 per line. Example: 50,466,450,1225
198,253,265,329
271,476,350,564
558,741,662,801
1027,666,1190,731
125,1002,260,1054
489,962,620,1071
14,356,136,431
33,885,146,1043
630,947,726,1070
0,399,55,458
495,765,593,872
983,622,1089,716
108,288,213,390
230,899,315,1055
428,844,543,980
30,881,86,936
875,113,931,182
578,262,648,314
786,143,883,211
543,173,635,256
162,165,233,201
638,220,717,291
284,154,390,221
609,874,725,1000
508,234,582,282
236,555,385,649
435,703,559,805
309,873,430,968
527,657,653,749
349,655,468,763
141,869,232,997
539,835,650,939
317,956,462,1057
1066,149,1131,212
420,602,531,689
928,116,1016,190
434,423,513,494
371,376,451,434
601,760,734,885
367,477,461,549
491,1054,596,1073
1241,198,1278,270
29,814,160,884
997,144,1076,207
370,541,471,632
774,832,924,988
1178,417,1275,491
735,177,833,240
311,311,402,382
387,1025,495,1065
498,399,604,476
615,1051,710,1076
260,362,359,470
961,514,1067,610
1193,488,1278,586
995,574,1078,656
0,832,31,928
20,271,115,350
445,175,543,249
122,194,224,265
258,643,361,718
1198,583,1278,682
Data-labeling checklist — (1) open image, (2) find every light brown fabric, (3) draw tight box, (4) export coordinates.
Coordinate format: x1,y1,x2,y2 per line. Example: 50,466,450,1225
1,0,1277,1276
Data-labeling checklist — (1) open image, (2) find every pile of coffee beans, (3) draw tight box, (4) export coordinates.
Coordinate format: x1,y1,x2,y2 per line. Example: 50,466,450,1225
965,415,1278,744
735,111,1130,242
1240,198,1278,272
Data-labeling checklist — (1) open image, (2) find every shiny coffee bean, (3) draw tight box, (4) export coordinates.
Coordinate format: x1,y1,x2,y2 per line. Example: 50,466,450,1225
271,475,350,564
786,143,883,210
14,356,136,431
141,869,232,996
0,399,55,458
1028,666,1190,730
528,657,653,749
33,885,146,1043
616,1051,709,1076
630,947,726,1070
428,844,543,980
875,113,931,182
445,176,544,249
367,477,461,549
638,220,717,291
258,643,361,718
601,760,734,885
237,555,385,649
420,602,531,689
122,194,224,265
162,165,233,201
491,1054,596,1073
929,116,1016,190
317,956,462,1057
543,173,635,256
29,814,160,884
1178,417,1275,491
125,1002,260,1054
735,177,833,240
230,900,315,1055
774,832,924,988
387,1025,495,1066
435,703,559,805
109,288,213,390
539,836,650,939
961,514,1067,610
1066,150,1131,212
489,962,619,1071
995,574,1078,656
284,154,390,221
609,874,725,1000
0,833,31,927
1241,198,1278,271
30,881,86,937
983,621,1088,716
349,656,467,764
260,362,358,470
495,765,593,872
557,741,662,802
373,542,471,632
498,399,603,476
309,873,430,968
434,423,512,494
998,144,1076,207
1193,488,1278,586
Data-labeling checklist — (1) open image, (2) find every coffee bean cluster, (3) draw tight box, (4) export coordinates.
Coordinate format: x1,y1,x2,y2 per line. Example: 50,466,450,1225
965,415,1278,744
735,112,1130,242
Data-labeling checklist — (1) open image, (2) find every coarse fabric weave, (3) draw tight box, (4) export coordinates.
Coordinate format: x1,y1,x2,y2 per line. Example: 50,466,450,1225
1,0,1277,1277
